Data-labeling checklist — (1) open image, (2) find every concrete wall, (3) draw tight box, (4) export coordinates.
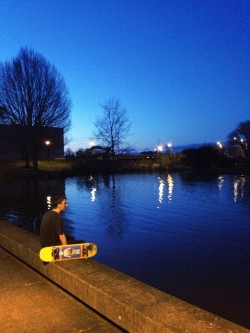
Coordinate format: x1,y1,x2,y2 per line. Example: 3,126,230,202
0,220,248,333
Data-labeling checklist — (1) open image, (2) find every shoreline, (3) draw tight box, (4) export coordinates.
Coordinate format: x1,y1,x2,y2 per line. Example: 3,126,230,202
1,159,250,179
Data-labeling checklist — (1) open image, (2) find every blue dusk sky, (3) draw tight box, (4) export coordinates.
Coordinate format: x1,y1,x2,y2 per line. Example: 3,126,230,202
1,0,250,152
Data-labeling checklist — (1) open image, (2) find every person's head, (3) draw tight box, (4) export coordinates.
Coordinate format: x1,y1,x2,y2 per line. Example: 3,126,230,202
51,195,67,212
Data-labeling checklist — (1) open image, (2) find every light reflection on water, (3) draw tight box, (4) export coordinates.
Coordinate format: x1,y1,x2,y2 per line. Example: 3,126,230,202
0,172,250,327
233,175,246,202
167,173,174,202
157,176,165,205
157,174,174,206
217,175,224,196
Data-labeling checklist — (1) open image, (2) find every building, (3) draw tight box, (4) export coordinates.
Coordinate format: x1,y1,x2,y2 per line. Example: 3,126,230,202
0,124,64,160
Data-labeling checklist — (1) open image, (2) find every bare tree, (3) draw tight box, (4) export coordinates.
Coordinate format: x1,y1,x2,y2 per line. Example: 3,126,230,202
93,98,132,159
0,47,71,168
227,120,250,161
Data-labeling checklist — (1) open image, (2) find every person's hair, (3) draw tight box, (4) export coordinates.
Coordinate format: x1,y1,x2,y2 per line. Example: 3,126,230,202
51,195,66,208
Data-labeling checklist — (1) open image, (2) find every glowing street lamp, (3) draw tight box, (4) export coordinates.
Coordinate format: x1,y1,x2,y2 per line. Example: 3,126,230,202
45,140,51,164
216,141,223,149
157,145,163,153
167,143,172,149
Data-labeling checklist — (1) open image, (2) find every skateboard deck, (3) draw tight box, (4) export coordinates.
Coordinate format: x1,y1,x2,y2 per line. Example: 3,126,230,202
40,243,97,262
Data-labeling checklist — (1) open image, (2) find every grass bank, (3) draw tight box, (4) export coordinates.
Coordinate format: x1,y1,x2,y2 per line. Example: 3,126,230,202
1,158,250,179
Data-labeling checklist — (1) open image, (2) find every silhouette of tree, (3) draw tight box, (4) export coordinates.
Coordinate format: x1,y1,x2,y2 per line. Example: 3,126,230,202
0,47,71,168
181,145,221,168
227,120,250,161
93,97,131,159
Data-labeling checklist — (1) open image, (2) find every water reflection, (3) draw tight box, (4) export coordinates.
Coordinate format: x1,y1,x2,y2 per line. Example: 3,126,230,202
167,174,174,202
157,174,174,207
96,175,127,239
71,174,128,239
233,175,246,202
0,178,75,236
217,176,224,193
158,176,165,206
1,173,250,327
91,187,96,202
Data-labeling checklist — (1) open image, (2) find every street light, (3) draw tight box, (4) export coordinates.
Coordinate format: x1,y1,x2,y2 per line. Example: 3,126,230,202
45,140,51,164
216,141,223,149
166,142,172,153
157,145,163,153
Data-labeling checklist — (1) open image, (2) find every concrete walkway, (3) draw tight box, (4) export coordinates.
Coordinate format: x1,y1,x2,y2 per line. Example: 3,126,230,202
0,247,124,333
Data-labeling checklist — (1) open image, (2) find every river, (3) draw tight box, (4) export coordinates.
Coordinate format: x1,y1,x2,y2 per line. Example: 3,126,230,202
0,172,249,328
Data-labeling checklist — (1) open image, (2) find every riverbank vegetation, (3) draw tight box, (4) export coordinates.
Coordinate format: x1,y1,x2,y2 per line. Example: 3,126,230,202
1,143,250,178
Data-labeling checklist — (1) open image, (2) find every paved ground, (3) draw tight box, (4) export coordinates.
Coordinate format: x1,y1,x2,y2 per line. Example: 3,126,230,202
0,247,125,333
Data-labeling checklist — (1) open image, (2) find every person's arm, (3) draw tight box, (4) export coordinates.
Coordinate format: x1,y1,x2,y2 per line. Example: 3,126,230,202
59,233,67,245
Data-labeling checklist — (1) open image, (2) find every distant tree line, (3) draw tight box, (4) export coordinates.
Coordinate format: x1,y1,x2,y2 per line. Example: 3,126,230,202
227,121,250,161
180,145,231,169
67,120,250,171
178,120,250,169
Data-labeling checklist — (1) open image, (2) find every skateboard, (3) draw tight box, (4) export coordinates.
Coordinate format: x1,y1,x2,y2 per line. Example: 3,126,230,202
40,243,97,262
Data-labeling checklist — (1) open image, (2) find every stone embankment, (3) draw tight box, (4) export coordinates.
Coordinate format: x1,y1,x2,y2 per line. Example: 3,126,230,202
0,220,248,333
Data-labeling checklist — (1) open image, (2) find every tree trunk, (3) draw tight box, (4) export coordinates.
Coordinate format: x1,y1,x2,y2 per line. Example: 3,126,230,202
32,158,38,169
24,152,30,168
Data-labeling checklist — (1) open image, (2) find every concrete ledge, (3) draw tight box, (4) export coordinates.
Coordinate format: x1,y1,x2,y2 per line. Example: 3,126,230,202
0,220,248,333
